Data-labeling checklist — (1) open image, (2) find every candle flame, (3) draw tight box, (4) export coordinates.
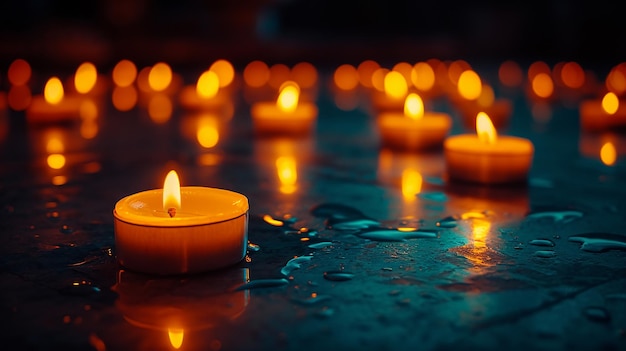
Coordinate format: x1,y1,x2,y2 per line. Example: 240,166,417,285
383,71,408,99
74,62,98,94
167,328,184,349
476,112,497,144
404,93,424,120
163,170,181,213
602,92,619,115
44,77,64,104
276,81,300,112
196,70,219,99
457,70,482,100
401,168,422,202
600,141,617,166
148,62,172,92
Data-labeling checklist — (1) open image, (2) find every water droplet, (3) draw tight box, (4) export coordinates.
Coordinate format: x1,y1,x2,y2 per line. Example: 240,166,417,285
292,294,332,305
529,239,555,247
247,242,261,252
583,306,611,322
232,278,289,291
357,229,437,242
60,281,101,296
418,192,448,202
308,242,333,249
60,225,74,234
436,216,458,228
526,210,583,223
280,255,313,276
568,232,626,252
327,218,381,231
324,271,354,281
533,250,556,258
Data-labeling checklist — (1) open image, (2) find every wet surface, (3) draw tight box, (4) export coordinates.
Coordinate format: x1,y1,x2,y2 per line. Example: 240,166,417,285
1,64,626,351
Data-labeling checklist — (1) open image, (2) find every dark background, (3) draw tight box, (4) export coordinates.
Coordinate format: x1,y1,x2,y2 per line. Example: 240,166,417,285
0,0,624,70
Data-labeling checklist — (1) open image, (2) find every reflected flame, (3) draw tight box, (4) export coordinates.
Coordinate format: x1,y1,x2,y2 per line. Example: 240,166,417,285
602,92,619,115
276,156,297,194
44,77,64,104
276,82,299,112
112,86,138,111
148,94,173,123
196,70,219,99
263,214,284,226
167,328,184,349
457,70,482,100
163,170,181,211
476,112,497,144
74,62,98,94
401,168,422,202
383,71,408,99
472,218,491,250
148,62,172,91
196,117,219,148
404,93,424,120
47,154,66,170
600,142,617,166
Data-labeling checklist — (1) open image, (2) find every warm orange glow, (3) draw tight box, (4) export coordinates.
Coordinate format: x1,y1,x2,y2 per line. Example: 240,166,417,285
163,170,181,211
79,99,98,120
477,84,495,107
112,59,137,87
291,62,318,89
606,64,626,95
196,70,220,99
448,60,472,85
263,214,284,226
47,154,66,169
532,73,554,98
384,71,408,99
357,60,380,88
46,136,64,153
148,94,173,123
404,93,424,120
52,175,67,185
148,62,172,91
210,59,235,88
476,112,497,144
401,168,422,201
457,70,482,100
268,64,291,89
74,62,98,94
8,85,32,111
602,92,619,115
44,77,64,104
560,61,585,89
276,81,300,112
392,62,413,87
472,218,490,250
136,66,152,93
79,100,98,139
411,62,435,91
112,86,138,111
600,142,617,166
498,60,523,88
334,64,359,91
528,61,551,80
371,68,389,92
276,156,297,194
196,117,219,148
168,328,184,349
244,60,270,87
8,58,31,86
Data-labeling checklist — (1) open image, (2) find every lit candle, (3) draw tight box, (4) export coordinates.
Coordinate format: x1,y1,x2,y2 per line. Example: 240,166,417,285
250,81,318,135
444,112,534,184
178,70,231,112
579,92,626,132
113,170,249,275
26,77,83,123
370,70,408,111
377,93,452,151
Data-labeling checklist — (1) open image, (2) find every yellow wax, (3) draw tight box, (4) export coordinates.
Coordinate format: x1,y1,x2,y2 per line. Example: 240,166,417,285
250,101,318,135
26,95,83,123
579,100,626,132
444,135,534,184
113,186,249,275
178,85,229,111
377,112,452,151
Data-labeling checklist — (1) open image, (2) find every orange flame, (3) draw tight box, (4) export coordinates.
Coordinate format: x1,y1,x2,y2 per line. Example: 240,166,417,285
163,170,181,211
476,112,497,144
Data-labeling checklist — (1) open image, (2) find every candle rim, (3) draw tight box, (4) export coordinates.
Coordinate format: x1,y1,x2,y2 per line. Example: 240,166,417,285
444,134,534,155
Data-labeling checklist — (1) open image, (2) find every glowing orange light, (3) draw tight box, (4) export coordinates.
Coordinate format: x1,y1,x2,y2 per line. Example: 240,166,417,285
334,64,359,91
477,84,495,107
196,70,219,99
384,71,408,99
263,214,284,226
79,100,99,139
560,61,585,89
357,60,380,88
476,112,497,144
606,64,626,95
111,86,138,111
392,62,413,87
210,59,235,88
196,117,219,148
8,85,32,111
457,70,482,100
148,94,172,123
112,59,137,87
163,170,181,211
74,62,98,94
472,218,491,250
404,93,423,120
44,77,64,104
411,62,435,92
268,64,291,89
136,66,152,93
276,81,299,112
401,168,422,201
276,156,297,194
168,328,184,349
528,61,551,81
371,68,389,92
7,58,31,86
601,92,619,115
47,154,66,169
291,62,317,89
498,60,523,88
532,73,554,98
148,62,172,91
448,60,472,85
243,60,270,87
600,142,617,166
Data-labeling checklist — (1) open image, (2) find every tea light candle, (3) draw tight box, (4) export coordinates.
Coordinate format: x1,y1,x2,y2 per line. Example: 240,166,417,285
26,77,82,124
178,70,230,111
444,112,534,184
250,81,318,135
113,170,249,275
377,93,452,151
579,92,626,132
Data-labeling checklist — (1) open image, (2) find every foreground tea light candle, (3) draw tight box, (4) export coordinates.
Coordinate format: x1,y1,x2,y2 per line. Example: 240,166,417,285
113,170,249,275
377,93,452,151
26,77,82,123
444,112,534,184
250,81,318,135
579,92,626,132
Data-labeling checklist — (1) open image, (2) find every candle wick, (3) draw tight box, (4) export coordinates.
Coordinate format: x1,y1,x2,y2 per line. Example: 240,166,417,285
168,208,177,218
